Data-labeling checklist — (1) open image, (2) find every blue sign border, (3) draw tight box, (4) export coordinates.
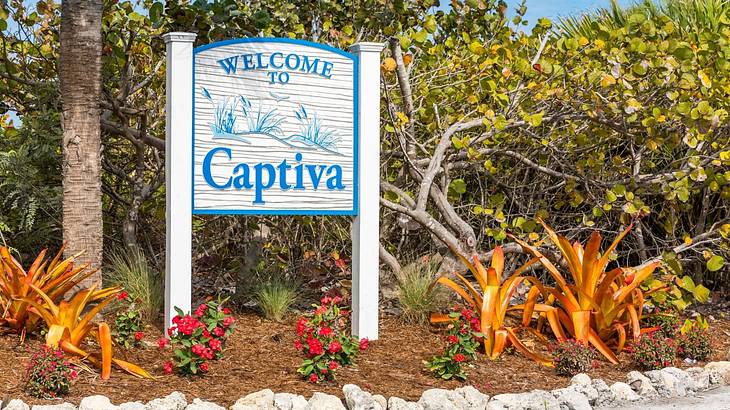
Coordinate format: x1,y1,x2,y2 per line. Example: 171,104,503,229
191,38,359,216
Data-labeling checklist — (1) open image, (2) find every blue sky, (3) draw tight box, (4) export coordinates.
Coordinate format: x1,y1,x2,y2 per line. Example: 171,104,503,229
437,0,633,25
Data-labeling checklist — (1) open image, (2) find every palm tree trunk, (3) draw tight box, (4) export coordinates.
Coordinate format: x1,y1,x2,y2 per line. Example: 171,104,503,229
60,0,104,288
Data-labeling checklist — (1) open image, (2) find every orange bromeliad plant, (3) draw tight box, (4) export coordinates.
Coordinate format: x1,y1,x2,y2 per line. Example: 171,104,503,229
23,283,153,380
0,244,98,335
431,246,553,365
512,219,660,364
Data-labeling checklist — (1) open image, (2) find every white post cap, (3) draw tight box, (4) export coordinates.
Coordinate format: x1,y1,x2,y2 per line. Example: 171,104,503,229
162,32,197,43
348,42,385,53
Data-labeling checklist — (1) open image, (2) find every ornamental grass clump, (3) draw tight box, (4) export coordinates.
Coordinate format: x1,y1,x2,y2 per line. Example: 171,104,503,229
252,278,299,322
426,308,482,381
295,295,367,383
105,248,163,322
627,331,675,370
396,256,444,325
676,317,712,361
164,297,235,375
551,339,597,376
24,345,78,398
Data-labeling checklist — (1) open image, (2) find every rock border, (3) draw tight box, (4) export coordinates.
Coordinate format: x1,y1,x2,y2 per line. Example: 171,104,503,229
5,361,730,410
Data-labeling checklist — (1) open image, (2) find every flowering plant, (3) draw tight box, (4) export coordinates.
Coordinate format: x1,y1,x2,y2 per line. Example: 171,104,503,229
426,308,481,381
676,316,712,361
643,307,680,337
113,292,144,349
24,345,78,398
627,331,675,370
550,339,597,376
295,295,366,383
164,297,235,375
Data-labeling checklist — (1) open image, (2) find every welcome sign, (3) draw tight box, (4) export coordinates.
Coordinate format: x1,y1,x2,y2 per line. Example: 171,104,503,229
193,38,358,215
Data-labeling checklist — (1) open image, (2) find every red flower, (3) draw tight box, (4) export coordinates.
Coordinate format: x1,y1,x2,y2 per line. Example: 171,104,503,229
359,338,369,350
328,361,339,370
321,296,333,305
167,327,175,337
192,344,207,356
295,340,303,350
309,373,319,383
200,362,209,372
134,331,145,341
214,327,225,337
321,368,328,375
223,307,231,315
327,341,342,353
453,353,466,363
296,318,308,336
117,291,129,301
332,295,343,305
308,338,324,356
209,338,222,352
447,335,458,344
163,361,173,375
194,304,207,317
318,326,333,337
70,370,78,380
158,338,169,349
223,316,235,328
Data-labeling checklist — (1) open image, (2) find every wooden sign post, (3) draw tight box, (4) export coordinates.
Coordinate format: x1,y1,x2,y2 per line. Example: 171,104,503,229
163,32,383,340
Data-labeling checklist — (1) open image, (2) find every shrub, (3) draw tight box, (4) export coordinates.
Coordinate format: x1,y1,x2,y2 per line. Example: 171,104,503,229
113,292,144,349
627,332,675,370
676,317,712,361
253,278,299,322
643,308,680,337
105,248,163,321
295,295,366,383
426,308,481,381
396,255,444,324
165,297,235,375
24,345,77,398
551,339,597,376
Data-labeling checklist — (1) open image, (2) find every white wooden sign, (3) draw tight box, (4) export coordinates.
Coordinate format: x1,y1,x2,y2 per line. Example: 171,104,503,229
193,39,357,214
163,34,383,340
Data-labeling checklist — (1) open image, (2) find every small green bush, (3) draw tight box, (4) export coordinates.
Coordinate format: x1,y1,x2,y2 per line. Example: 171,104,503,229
105,248,163,321
551,339,596,376
643,309,680,336
677,317,712,361
396,256,444,324
627,332,675,370
426,308,481,381
253,279,299,322
25,345,77,398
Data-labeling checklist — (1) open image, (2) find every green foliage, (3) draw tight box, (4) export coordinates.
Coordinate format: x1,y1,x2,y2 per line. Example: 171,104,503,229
105,248,163,321
642,308,680,337
426,309,481,381
24,345,77,399
395,256,444,324
113,302,144,349
551,339,597,376
253,278,299,322
627,332,676,370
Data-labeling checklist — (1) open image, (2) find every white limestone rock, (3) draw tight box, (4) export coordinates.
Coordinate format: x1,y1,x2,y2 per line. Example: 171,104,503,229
488,390,561,410
231,390,275,410
273,393,308,410
609,382,641,403
455,386,489,410
590,379,616,408
387,397,423,410
31,404,77,410
185,398,224,410
147,392,187,410
342,384,384,410
79,396,118,410
307,393,345,410
5,400,30,410
419,389,472,410
627,371,658,398
550,387,591,410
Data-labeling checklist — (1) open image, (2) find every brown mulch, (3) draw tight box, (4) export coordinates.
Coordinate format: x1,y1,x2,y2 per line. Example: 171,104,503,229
3,313,730,407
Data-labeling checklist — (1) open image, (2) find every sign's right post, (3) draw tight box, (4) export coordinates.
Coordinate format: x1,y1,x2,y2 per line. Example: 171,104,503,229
349,42,384,341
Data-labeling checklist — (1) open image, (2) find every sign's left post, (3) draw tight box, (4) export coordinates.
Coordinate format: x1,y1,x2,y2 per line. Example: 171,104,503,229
163,32,196,333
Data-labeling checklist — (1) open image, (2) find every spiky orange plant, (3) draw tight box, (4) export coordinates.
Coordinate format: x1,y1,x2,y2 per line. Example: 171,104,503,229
512,219,660,364
0,244,97,334
23,284,153,379
431,246,553,365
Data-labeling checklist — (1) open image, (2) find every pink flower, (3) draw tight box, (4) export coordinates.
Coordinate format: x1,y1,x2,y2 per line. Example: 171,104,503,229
70,370,78,380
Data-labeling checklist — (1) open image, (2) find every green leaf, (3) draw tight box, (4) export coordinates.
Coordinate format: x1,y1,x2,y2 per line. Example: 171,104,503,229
693,284,710,303
707,255,725,272
149,2,163,23
450,179,467,194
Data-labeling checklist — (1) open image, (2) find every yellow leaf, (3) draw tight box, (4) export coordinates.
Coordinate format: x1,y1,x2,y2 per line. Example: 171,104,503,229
601,74,616,88
395,111,409,124
594,39,605,48
578,37,589,46
698,70,712,88
683,234,693,246
382,57,397,72
528,232,540,242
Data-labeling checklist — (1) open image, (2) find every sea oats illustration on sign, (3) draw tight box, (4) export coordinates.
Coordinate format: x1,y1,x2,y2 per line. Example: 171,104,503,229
202,87,340,155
